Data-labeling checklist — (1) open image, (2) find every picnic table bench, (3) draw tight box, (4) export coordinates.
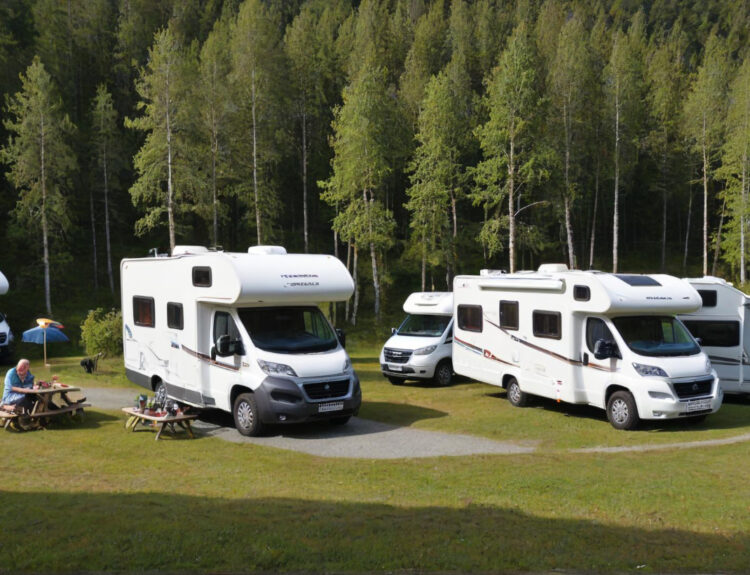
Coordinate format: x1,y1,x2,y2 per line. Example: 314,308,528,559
122,407,198,440
2,384,90,431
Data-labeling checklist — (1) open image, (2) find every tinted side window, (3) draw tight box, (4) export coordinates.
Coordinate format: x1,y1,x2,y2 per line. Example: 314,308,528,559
457,305,483,332
683,320,740,347
500,300,519,330
133,297,155,327
167,302,183,330
574,285,591,301
213,311,240,344
586,318,615,353
697,290,717,307
193,266,212,287
532,311,561,339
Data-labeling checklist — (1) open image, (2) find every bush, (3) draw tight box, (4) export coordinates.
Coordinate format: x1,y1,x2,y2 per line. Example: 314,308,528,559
80,308,123,357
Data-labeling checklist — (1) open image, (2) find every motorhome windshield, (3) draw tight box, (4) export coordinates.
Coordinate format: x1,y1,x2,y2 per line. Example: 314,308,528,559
612,316,701,357
397,314,450,337
238,306,338,354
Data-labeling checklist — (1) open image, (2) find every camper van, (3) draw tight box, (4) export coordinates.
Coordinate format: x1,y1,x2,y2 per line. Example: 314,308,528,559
121,245,361,436
452,264,722,430
679,276,750,395
380,292,454,386
0,270,13,362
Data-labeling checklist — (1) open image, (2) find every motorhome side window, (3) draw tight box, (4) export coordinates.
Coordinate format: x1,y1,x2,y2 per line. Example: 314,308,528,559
532,311,561,339
697,290,717,307
133,297,155,327
683,320,740,347
586,318,616,353
192,266,212,287
457,305,482,332
167,302,183,330
573,285,591,301
499,301,519,330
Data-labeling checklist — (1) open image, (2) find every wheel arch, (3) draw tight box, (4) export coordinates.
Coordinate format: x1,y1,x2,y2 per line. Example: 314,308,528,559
605,384,631,405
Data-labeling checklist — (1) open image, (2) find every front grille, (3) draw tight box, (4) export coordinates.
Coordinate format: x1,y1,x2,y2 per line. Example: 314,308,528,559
303,379,350,400
384,348,412,364
0,333,5,344
673,378,713,399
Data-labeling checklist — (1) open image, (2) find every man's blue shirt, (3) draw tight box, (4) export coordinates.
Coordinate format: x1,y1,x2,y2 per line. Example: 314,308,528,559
3,367,34,404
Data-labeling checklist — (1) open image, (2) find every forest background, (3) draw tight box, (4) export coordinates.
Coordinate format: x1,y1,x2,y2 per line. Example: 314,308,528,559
1,0,749,342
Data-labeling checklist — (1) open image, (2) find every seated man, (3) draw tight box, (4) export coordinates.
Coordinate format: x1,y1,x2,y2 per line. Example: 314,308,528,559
2,358,35,413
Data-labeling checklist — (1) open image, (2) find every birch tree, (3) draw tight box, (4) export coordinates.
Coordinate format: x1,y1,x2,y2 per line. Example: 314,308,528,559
2,57,76,314
684,32,730,276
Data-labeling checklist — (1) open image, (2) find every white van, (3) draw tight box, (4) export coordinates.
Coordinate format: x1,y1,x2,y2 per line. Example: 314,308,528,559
121,245,361,436
679,276,750,395
0,271,12,362
453,264,722,429
380,292,454,386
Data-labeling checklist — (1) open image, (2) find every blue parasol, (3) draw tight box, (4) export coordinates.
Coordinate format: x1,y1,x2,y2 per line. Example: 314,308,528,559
22,324,69,365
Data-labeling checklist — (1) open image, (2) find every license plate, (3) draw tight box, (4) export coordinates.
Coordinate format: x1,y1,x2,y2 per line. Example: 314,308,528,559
389,364,403,372
318,401,344,413
686,398,712,413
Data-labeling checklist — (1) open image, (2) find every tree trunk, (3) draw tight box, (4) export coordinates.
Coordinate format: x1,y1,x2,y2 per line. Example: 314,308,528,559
508,136,516,273
166,69,175,254
302,109,309,253
89,186,98,292
702,115,709,276
660,149,668,273
345,240,351,322
588,148,600,270
613,84,621,274
350,246,359,326
563,101,575,270
683,184,693,275
421,230,426,291
40,114,52,315
211,106,219,247
712,198,725,276
742,145,748,284
251,67,261,245
103,141,114,293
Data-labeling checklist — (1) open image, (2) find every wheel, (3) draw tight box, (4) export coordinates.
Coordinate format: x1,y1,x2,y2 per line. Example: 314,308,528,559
433,361,453,387
388,376,405,385
154,381,168,407
233,393,264,437
506,377,528,407
606,390,640,430
330,416,351,425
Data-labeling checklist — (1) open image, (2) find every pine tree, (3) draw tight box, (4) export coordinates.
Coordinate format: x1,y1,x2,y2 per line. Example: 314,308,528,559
2,57,77,314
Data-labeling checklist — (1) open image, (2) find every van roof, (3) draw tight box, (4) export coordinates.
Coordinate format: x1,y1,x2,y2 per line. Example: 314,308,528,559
403,292,453,315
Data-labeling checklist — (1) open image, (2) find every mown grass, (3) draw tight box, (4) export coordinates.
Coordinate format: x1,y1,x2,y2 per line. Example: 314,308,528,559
2,350,749,572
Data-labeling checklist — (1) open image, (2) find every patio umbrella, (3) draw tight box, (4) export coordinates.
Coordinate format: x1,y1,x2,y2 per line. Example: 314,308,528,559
22,323,69,366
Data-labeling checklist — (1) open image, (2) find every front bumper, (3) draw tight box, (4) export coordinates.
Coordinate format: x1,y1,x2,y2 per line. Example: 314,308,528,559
379,353,437,381
635,376,723,420
254,373,362,424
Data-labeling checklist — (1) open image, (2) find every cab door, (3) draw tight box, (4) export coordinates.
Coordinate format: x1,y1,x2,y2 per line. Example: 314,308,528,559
208,310,244,410
581,317,620,407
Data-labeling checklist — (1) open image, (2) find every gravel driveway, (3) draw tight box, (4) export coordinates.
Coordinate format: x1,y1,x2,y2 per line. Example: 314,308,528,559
85,387,750,458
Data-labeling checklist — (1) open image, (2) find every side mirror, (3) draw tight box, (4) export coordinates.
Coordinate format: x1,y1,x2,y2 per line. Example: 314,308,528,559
695,337,703,346
336,328,346,348
391,327,396,335
215,334,231,356
594,339,618,360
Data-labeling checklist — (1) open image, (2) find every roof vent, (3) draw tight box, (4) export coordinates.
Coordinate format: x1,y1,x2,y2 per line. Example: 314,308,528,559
172,245,209,256
248,245,287,255
537,263,569,273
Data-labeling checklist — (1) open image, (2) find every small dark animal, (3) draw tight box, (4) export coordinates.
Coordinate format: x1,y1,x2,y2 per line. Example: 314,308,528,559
80,358,95,374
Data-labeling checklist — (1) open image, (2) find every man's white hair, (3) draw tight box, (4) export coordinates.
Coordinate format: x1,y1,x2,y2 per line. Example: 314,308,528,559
16,358,30,369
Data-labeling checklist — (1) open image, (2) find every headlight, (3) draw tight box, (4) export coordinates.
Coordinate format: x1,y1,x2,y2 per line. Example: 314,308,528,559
257,359,298,377
343,358,351,372
632,362,668,377
413,345,437,356
705,358,712,373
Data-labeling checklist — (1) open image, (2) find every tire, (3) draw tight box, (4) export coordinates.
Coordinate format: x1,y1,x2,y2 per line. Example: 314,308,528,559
506,377,528,407
330,416,351,425
233,393,264,437
433,361,453,387
606,390,640,430
154,380,168,407
388,376,405,386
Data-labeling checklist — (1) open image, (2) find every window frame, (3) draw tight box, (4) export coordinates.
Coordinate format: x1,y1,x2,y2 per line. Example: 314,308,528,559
167,302,184,330
532,310,562,340
499,300,519,331
457,304,483,333
192,266,212,287
133,296,155,328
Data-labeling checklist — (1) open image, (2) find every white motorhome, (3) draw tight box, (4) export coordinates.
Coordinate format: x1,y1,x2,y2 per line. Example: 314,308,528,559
380,292,454,386
121,245,361,436
679,276,750,395
453,264,722,429
0,270,13,362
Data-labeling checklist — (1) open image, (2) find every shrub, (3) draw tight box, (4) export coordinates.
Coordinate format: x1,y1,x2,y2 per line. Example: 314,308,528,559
80,308,123,357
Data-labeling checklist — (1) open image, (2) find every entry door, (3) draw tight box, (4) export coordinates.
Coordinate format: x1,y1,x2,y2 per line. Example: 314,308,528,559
581,317,619,408
209,310,243,411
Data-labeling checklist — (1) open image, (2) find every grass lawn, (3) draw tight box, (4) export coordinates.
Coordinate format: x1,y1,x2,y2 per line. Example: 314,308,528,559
1,352,749,573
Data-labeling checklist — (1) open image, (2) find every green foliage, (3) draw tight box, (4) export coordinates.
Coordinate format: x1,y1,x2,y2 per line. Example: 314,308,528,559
79,308,123,357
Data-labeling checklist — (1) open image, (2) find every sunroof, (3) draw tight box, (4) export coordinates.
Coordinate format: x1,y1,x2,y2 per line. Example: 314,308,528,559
614,274,661,287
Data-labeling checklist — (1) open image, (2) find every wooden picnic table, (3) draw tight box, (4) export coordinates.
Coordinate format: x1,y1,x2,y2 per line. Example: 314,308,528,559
122,407,198,440
1,383,90,431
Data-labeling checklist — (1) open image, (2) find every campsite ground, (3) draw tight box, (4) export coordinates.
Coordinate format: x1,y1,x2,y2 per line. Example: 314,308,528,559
1,353,749,572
